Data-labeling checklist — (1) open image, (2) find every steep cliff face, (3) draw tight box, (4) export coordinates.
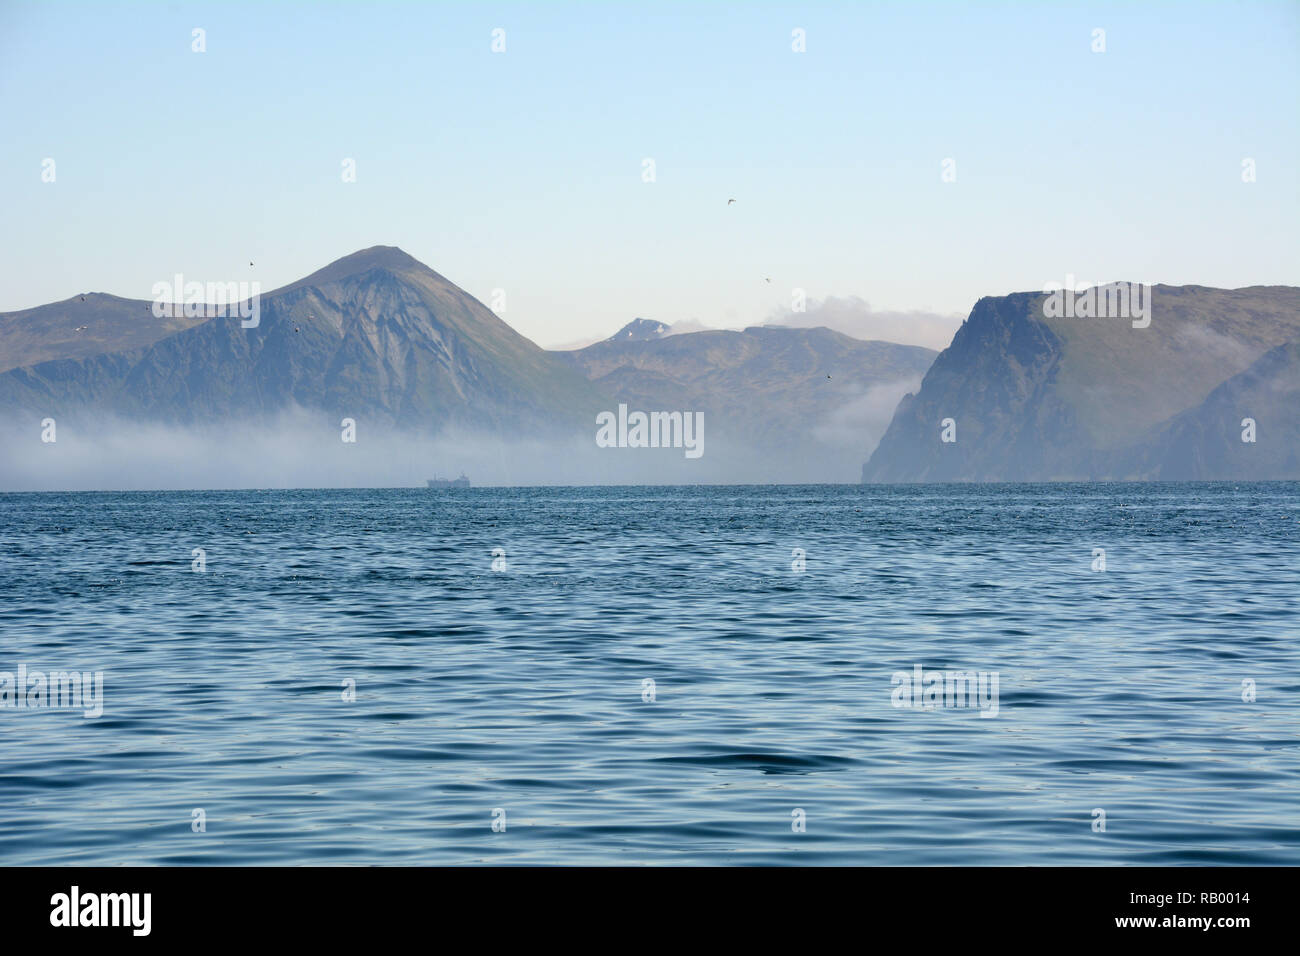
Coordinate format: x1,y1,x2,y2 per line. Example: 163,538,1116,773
862,285,1300,482
861,294,1079,481
0,247,608,434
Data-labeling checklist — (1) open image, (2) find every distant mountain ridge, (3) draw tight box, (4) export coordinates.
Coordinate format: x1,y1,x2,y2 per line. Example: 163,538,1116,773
563,324,936,479
0,292,208,373
862,284,1300,481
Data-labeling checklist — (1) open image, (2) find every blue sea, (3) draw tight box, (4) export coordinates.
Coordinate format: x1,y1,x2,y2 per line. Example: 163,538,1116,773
0,483,1296,865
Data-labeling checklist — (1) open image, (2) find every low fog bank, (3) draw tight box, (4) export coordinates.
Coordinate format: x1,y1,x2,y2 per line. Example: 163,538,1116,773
814,376,922,452
0,402,914,490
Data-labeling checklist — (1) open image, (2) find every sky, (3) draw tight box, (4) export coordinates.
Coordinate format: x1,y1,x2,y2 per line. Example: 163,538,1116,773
1,0,1297,349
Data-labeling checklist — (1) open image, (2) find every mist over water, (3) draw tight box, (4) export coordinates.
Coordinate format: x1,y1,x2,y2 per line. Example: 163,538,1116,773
0,483,1296,864
0,401,908,490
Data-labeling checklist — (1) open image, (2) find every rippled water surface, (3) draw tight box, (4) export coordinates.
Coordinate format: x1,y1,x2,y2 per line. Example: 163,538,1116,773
1,483,1297,865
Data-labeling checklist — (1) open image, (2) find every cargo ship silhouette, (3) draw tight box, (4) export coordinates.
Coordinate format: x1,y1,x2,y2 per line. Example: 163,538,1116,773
426,473,471,488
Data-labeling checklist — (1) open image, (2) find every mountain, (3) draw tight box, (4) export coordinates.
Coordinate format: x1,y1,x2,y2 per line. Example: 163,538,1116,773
862,284,1300,481
0,292,208,373
563,325,936,480
7,257,1291,484
1139,340,1300,480
608,318,670,342
0,248,946,483
0,246,607,434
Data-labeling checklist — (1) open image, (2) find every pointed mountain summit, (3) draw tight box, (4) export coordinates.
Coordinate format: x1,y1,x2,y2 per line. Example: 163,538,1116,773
608,318,670,342
277,245,436,290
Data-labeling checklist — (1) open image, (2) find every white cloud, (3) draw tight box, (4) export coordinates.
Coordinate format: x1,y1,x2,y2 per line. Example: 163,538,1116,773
764,295,962,350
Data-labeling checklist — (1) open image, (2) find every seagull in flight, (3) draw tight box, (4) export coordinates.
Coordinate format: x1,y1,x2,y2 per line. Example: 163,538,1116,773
74,325,88,332
727,198,736,205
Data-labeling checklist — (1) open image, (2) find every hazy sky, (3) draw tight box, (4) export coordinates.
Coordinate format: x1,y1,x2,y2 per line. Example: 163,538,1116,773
2,0,1296,348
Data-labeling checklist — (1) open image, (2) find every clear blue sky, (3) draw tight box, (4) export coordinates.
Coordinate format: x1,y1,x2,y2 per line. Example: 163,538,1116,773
2,0,1296,347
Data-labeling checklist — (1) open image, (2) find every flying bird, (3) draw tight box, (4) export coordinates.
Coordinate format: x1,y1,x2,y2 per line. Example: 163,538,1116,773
74,325,87,332
79,295,85,302
763,277,771,284
727,198,736,205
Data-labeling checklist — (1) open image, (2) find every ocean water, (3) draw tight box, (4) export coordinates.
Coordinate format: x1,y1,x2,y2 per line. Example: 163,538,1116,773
0,483,1296,866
